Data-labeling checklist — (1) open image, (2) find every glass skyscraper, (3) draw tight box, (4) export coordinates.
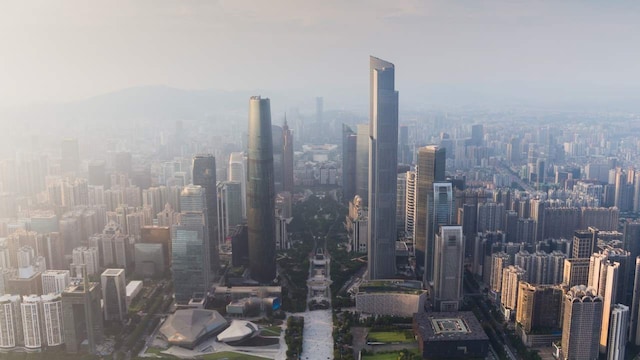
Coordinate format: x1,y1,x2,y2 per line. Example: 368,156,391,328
172,185,211,303
192,155,219,273
367,56,399,280
247,96,277,283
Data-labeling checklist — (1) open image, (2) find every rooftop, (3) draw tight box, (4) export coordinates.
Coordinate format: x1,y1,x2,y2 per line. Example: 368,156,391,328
414,312,489,342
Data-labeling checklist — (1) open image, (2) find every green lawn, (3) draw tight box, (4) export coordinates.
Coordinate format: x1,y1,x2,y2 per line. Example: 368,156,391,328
362,349,421,360
367,331,414,343
259,325,282,336
200,351,270,360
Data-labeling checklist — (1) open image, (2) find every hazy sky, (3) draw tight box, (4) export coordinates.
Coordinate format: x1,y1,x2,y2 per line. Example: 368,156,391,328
1,0,639,108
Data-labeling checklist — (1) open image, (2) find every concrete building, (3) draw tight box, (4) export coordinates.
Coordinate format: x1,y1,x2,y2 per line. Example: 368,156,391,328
561,286,603,360
41,293,64,347
607,304,629,360
228,152,247,218
0,294,22,348
413,312,489,359
490,252,511,294
246,96,277,284
500,266,526,318
516,283,563,345
404,171,416,242
367,56,399,280
62,280,104,353
21,295,42,349
346,195,368,254
563,258,591,287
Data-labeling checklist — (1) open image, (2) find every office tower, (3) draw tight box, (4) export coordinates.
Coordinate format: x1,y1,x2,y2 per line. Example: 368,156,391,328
192,154,219,273
500,265,525,316
398,125,411,164
624,221,640,260
342,124,357,203
41,270,70,295
416,145,446,282
367,56,399,280
271,125,284,193
516,283,563,334
41,294,64,347
433,183,453,230
141,226,171,267
216,181,243,244
405,171,416,242
282,118,294,194
21,295,42,349
61,138,80,174
573,229,597,259
355,124,369,204
470,124,484,147
101,269,126,322
134,243,164,278
228,152,247,218
491,252,511,293
62,280,104,353
563,258,590,287
0,294,22,348
561,286,603,360
433,226,464,311
172,185,211,303
608,304,629,360
247,96,277,283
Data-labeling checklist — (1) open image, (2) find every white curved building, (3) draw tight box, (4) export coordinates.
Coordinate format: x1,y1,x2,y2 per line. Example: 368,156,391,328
21,295,41,349
41,294,64,347
0,294,22,348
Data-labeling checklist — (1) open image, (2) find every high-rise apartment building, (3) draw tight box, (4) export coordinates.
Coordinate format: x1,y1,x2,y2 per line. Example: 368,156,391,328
573,229,597,259
192,155,219,273
433,226,464,311
587,255,620,355
563,258,591,287
367,56,399,280
561,286,603,360
172,185,211,303
500,265,526,315
247,96,277,283
491,252,511,293
41,270,70,295
101,269,126,322
21,295,42,349
608,304,629,360
0,294,22,348
416,145,445,283
516,282,563,334
41,293,64,347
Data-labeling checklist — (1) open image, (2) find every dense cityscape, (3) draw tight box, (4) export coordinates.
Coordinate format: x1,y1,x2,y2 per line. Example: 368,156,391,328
2,2,640,360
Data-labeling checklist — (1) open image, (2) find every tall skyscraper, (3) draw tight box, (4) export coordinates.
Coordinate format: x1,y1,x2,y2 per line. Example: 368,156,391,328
573,229,597,259
416,145,445,283
561,286,603,360
342,124,357,203
608,304,629,360
587,255,620,355
355,124,369,204
62,280,104,353
433,226,464,311
367,56,399,280
172,185,211,303
0,294,22,348
41,293,65,347
101,269,126,322
404,171,416,242
433,182,454,230
247,96,277,283
282,118,294,194
271,124,284,193
563,258,591,287
228,152,247,218
192,154,219,273
501,265,526,315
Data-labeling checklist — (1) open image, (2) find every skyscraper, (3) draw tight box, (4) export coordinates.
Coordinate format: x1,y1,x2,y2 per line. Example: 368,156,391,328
404,171,416,242
342,124,357,203
247,96,277,283
608,304,629,360
172,185,211,303
355,124,369,204
101,269,126,322
228,152,247,218
62,280,104,353
433,226,464,311
561,286,603,360
192,154,219,273
271,124,284,193
501,265,526,316
367,56,399,280
416,146,445,283
283,118,294,194
516,283,563,334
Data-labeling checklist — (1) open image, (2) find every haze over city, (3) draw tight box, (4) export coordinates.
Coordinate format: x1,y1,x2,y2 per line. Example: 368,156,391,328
1,2,640,360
